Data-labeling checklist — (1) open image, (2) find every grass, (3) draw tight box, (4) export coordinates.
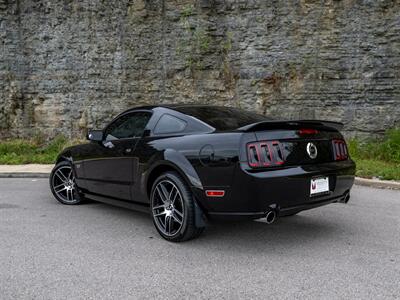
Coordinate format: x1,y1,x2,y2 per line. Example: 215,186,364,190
0,129,399,181
0,135,83,165
348,128,400,180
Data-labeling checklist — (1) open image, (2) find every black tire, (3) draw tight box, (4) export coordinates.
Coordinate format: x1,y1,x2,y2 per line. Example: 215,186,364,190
50,161,82,205
150,171,204,242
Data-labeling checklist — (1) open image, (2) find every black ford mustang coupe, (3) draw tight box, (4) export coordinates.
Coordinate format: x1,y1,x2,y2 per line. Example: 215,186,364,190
50,105,355,242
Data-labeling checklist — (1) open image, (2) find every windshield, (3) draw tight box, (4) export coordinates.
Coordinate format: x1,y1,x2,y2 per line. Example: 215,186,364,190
175,106,271,131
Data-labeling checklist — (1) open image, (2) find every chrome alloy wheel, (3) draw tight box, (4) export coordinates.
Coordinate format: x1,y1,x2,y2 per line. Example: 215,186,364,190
51,165,78,203
151,179,185,237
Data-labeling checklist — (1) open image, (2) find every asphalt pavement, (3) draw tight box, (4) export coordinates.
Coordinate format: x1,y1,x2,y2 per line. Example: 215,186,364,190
0,178,399,299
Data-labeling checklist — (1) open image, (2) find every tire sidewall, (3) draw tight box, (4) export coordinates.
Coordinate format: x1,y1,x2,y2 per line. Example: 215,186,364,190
150,172,192,241
50,161,81,205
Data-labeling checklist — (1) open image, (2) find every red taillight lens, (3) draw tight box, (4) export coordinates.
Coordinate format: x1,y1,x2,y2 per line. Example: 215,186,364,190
332,139,348,160
259,142,272,166
271,141,284,165
247,143,261,167
247,141,286,168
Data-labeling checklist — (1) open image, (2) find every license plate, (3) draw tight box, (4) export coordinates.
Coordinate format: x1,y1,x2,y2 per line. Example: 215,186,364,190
310,177,329,195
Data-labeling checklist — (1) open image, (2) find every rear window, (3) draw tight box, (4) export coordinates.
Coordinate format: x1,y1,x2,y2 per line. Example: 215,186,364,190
175,106,270,130
154,114,187,134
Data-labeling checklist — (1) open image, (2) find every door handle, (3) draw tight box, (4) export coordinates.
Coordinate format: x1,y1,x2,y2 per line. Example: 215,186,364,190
124,148,132,153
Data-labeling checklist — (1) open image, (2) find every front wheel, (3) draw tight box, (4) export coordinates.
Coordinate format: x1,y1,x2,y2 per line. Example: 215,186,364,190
150,171,204,242
50,161,82,205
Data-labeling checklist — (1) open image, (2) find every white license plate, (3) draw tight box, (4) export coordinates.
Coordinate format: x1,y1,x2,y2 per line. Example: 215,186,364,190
310,177,329,195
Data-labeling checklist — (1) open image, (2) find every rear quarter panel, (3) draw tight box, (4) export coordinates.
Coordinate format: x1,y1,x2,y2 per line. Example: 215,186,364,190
141,132,242,210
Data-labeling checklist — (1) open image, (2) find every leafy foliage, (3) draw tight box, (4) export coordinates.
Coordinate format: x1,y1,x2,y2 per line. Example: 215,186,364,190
348,128,400,180
1,129,399,180
0,135,83,164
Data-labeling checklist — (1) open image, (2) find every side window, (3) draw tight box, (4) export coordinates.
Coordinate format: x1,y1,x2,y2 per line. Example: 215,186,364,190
105,112,151,140
154,114,187,135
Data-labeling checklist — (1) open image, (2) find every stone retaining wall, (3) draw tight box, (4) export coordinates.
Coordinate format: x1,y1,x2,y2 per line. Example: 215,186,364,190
1,0,399,138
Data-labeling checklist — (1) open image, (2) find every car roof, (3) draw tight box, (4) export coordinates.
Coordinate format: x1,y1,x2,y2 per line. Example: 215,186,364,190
120,104,272,132
125,103,211,111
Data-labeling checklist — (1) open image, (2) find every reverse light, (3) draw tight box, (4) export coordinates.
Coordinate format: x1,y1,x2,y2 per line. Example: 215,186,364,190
332,139,348,160
246,141,286,168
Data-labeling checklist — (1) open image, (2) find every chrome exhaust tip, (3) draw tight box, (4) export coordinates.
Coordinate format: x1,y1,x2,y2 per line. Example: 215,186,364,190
265,210,277,224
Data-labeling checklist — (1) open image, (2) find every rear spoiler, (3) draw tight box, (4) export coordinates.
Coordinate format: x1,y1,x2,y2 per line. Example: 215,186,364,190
237,120,344,132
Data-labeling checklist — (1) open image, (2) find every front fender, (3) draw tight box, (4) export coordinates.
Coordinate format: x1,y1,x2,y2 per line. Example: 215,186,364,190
54,148,85,185
55,149,73,165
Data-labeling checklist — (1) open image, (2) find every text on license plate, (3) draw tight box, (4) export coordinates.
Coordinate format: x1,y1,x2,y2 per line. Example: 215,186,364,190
310,177,329,195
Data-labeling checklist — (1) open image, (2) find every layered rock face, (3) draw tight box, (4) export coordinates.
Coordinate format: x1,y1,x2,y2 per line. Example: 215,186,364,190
1,0,399,138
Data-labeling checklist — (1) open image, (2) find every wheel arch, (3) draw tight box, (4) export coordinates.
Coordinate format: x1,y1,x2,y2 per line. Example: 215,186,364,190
145,159,207,228
55,151,73,165
145,160,201,199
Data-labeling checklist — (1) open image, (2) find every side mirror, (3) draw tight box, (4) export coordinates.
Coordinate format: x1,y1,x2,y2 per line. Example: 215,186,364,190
87,130,103,142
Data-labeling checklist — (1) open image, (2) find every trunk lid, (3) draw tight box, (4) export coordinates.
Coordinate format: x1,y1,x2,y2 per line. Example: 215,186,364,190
238,120,343,132
241,120,346,168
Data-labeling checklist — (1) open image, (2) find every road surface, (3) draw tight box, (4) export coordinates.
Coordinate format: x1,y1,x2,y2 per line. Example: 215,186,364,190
0,179,399,299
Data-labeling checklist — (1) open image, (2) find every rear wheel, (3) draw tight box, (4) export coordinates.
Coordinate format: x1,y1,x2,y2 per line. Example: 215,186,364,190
150,171,204,242
50,161,82,205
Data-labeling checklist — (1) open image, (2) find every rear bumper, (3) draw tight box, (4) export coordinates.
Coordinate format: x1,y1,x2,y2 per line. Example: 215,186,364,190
203,160,355,220
208,192,349,220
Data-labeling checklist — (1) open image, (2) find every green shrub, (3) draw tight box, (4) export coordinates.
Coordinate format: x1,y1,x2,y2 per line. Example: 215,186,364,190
348,128,400,163
1,129,399,181
0,135,83,164
348,128,400,180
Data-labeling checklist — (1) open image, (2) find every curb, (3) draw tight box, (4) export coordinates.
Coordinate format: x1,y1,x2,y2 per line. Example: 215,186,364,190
0,172,399,190
0,173,50,178
354,177,400,190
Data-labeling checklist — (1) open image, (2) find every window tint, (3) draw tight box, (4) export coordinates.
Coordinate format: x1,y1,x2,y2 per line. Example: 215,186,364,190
154,114,187,134
105,112,151,140
175,106,270,130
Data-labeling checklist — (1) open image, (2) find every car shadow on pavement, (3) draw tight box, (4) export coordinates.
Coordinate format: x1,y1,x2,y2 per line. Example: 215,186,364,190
79,201,349,252
196,215,347,251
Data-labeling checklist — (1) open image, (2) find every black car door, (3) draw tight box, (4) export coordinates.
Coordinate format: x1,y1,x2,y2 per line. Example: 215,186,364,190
83,111,152,201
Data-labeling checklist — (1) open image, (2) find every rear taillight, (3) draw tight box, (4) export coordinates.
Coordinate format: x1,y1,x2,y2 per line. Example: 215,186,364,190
247,141,285,168
332,139,348,160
